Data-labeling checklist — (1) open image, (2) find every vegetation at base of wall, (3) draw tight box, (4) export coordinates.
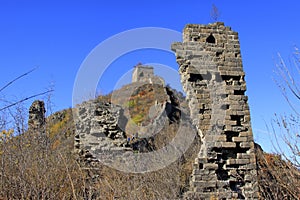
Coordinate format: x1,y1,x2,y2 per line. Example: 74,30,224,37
131,113,144,124
256,144,300,199
0,121,87,199
0,82,199,199
0,70,299,199
48,109,73,138
257,48,300,199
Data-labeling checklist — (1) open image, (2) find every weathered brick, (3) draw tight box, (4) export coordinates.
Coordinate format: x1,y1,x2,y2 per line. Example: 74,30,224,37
172,22,258,199
232,136,248,142
221,142,236,148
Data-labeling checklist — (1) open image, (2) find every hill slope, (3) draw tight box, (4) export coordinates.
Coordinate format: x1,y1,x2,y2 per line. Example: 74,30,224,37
0,82,299,199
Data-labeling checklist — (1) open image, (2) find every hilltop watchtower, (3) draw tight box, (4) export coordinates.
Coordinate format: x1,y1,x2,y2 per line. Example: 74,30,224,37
172,22,258,199
132,64,154,83
131,63,165,85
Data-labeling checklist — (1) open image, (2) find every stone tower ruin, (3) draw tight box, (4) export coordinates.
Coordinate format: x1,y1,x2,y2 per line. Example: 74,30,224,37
132,63,165,85
172,22,258,199
132,64,154,83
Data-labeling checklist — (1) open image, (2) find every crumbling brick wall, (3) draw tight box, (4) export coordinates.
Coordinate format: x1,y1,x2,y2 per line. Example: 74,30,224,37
172,22,258,199
28,100,46,131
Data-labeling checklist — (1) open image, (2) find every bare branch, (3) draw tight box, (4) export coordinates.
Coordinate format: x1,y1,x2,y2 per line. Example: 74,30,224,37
265,47,300,198
0,89,54,112
0,67,38,93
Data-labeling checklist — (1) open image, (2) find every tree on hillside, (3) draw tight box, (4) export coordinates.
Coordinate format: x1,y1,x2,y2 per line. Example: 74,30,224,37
273,47,300,167
0,69,87,199
258,47,300,199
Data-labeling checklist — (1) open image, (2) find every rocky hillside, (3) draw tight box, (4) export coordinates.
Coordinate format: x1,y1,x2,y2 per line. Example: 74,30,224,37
73,82,202,199
0,81,299,199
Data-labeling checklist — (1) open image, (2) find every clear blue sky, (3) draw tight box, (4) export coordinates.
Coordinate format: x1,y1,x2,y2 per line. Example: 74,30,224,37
1,0,300,152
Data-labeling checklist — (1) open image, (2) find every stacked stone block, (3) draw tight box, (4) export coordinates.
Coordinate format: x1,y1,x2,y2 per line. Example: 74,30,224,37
172,22,258,199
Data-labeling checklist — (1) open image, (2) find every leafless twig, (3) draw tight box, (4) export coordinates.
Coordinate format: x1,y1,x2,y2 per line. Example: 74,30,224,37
0,67,38,93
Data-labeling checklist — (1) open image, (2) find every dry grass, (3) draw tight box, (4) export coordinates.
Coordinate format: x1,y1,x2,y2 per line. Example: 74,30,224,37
0,129,87,199
256,144,300,199
2,82,299,199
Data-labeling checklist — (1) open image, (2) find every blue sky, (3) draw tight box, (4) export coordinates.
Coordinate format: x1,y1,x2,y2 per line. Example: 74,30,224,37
1,0,300,152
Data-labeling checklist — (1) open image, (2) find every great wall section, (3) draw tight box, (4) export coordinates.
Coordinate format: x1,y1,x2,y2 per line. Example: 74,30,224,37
75,22,258,199
172,22,258,199
29,22,259,199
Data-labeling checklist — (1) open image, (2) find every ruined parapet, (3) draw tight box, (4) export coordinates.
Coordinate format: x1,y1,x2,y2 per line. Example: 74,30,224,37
74,100,128,161
132,64,165,85
172,22,258,199
73,82,197,173
28,100,46,131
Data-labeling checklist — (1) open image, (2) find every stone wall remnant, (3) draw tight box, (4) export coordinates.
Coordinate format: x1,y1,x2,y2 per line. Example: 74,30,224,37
172,22,259,199
28,100,46,131
132,63,165,85
74,22,259,198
